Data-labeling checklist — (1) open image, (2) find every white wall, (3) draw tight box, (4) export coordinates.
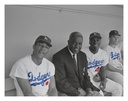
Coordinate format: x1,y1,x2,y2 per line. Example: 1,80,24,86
5,5,123,78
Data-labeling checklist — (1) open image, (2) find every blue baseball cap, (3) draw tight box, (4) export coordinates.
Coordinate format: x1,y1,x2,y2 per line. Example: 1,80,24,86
35,35,52,47
89,32,102,39
109,30,121,37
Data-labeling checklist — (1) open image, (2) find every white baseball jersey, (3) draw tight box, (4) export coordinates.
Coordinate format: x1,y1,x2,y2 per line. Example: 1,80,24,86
9,55,55,96
103,45,123,69
82,47,123,96
117,41,123,52
82,47,108,83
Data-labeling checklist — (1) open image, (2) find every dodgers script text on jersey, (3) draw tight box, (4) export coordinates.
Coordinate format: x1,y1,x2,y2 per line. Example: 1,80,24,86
28,72,50,86
111,52,120,60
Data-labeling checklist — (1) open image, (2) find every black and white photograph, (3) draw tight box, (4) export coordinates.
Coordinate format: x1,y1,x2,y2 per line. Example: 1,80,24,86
2,0,128,100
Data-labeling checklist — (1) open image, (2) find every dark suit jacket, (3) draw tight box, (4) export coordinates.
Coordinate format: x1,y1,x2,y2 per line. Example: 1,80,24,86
52,46,99,96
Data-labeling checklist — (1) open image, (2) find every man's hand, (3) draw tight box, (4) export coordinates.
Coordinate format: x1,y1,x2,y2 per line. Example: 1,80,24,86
120,69,123,75
93,74,101,82
118,69,123,75
100,79,107,91
86,91,101,96
117,65,123,69
78,88,86,96
86,91,94,96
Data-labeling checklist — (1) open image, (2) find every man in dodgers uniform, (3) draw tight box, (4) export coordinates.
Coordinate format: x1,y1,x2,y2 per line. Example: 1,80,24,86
82,32,122,96
103,30,123,87
117,40,123,60
10,35,58,96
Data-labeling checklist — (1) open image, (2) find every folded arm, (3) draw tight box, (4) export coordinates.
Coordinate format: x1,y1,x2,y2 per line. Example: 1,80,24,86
107,63,123,75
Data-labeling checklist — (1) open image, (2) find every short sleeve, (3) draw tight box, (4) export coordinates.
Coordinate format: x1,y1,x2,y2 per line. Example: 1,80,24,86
102,51,109,66
49,63,55,77
10,60,28,79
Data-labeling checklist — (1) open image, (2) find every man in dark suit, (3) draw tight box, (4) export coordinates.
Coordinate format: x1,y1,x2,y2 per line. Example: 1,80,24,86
52,32,100,96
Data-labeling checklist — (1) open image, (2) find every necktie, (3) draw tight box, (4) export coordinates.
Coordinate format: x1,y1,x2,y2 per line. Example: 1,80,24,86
73,54,78,71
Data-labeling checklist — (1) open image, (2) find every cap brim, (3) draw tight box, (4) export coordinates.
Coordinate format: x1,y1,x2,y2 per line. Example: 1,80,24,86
37,40,52,47
110,34,121,37
90,36,102,39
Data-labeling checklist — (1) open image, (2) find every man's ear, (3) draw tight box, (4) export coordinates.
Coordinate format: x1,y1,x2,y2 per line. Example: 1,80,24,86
89,39,91,45
33,44,35,49
68,40,69,44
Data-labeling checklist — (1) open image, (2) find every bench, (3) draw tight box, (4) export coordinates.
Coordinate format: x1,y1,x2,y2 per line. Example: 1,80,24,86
5,77,16,96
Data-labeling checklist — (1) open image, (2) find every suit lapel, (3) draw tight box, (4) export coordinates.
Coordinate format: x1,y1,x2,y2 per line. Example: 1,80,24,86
65,47,79,77
77,53,84,86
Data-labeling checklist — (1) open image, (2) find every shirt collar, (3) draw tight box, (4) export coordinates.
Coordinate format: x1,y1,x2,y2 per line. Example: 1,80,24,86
68,45,77,57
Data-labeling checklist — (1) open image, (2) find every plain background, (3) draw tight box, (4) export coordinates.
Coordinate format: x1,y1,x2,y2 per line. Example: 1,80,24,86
2,0,128,100
5,5,123,78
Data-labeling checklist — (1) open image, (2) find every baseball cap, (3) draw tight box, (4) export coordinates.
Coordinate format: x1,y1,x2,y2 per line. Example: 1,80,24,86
109,30,121,37
35,35,52,47
89,32,102,39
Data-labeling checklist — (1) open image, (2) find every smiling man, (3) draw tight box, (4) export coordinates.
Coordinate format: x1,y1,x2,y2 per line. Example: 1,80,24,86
103,30,123,87
9,35,58,96
53,32,101,96
82,32,122,96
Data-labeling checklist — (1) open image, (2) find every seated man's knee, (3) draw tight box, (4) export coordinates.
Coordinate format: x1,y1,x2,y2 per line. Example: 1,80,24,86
115,84,122,96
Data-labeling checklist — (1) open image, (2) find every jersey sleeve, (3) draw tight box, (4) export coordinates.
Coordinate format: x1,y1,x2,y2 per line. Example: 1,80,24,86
49,63,55,77
10,60,28,79
102,51,109,66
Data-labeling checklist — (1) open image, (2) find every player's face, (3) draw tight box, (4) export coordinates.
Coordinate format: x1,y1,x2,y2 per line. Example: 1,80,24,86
68,36,83,54
33,42,50,59
89,37,101,49
110,35,120,45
